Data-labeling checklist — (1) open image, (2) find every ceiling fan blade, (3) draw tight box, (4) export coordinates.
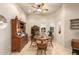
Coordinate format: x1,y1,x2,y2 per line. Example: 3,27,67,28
42,9,48,11
32,5,36,8
45,9,48,11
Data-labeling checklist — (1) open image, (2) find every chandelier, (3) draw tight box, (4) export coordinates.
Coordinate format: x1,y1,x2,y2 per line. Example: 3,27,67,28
31,3,48,14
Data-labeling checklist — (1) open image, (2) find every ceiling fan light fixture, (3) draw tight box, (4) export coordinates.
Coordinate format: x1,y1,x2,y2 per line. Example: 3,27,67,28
31,3,48,14
37,9,42,12
28,9,32,13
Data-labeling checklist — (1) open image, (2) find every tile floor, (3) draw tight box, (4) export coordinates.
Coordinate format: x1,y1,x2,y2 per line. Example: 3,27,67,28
12,40,72,55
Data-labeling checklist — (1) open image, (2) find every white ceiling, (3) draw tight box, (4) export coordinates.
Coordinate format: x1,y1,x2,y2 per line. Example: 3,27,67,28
17,3,62,15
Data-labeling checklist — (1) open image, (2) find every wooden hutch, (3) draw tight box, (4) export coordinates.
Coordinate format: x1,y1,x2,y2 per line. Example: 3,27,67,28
11,16,28,52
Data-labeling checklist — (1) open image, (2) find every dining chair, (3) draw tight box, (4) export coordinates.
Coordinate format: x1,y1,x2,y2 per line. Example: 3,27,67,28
30,35,37,48
47,37,53,47
36,39,48,55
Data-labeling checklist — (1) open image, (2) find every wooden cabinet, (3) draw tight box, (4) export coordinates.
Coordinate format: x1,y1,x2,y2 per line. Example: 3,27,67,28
71,39,79,54
72,39,79,48
11,16,28,52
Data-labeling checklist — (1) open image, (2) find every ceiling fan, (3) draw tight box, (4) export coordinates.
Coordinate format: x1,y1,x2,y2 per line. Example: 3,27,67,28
31,3,48,13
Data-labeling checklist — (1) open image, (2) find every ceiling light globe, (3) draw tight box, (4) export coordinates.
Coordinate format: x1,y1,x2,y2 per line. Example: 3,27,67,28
37,9,42,12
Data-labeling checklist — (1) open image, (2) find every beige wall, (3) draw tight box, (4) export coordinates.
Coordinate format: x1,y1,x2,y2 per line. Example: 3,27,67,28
53,5,65,46
0,3,27,54
26,14,57,37
54,4,79,49
64,4,79,49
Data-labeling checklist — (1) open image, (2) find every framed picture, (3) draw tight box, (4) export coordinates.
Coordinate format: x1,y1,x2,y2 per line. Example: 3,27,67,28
41,27,46,33
50,27,54,33
0,15,7,29
70,19,79,29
